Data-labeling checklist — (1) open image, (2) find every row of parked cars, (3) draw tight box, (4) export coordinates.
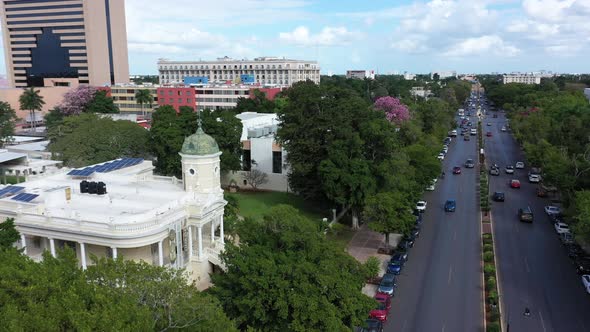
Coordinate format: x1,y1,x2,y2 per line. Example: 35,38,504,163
358,213,424,331
543,206,590,286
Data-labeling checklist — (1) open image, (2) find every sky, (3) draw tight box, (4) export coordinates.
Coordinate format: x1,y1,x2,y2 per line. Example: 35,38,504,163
2,0,590,75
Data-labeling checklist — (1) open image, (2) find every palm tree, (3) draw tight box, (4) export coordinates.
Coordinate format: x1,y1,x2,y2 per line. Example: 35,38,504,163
18,87,45,133
135,89,153,118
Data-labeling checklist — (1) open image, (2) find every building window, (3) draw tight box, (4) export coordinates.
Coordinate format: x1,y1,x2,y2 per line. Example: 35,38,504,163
242,150,251,171
272,151,282,174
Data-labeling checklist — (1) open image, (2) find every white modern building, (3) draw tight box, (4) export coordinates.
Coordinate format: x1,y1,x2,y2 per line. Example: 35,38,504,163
503,73,542,84
431,70,457,80
3,125,226,289
346,70,375,80
403,72,416,80
222,112,290,192
410,87,432,99
158,56,320,86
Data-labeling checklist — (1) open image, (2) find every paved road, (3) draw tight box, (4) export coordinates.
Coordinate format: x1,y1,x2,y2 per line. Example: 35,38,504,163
386,116,484,331
484,104,590,331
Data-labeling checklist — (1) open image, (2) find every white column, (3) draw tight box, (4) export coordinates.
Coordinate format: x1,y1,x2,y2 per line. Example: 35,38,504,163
111,247,117,259
49,238,56,257
80,242,87,270
158,240,164,266
188,226,193,259
20,234,27,255
210,220,215,244
220,215,225,245
197,226,203,260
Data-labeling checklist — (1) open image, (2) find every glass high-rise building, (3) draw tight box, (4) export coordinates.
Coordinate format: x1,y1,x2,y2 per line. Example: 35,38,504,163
0,0,129,88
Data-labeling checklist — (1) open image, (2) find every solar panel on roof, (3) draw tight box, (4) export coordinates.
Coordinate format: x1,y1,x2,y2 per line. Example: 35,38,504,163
0,186,25,197
11,193,38,202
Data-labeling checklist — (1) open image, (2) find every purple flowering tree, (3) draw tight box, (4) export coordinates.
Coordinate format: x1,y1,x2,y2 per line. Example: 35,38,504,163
58,85,98,115
373,96,410,125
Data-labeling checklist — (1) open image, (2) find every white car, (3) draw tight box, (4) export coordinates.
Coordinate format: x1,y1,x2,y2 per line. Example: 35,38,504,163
528,174,541,183
515,162,525,169
442,146,449,153
505,165,515,174
450,130,458,137
582,275,590,294
438,153,445,161
426,178,437,191
554,222,571,235
545,206,561,216
501,126,507,132
416,201,427,212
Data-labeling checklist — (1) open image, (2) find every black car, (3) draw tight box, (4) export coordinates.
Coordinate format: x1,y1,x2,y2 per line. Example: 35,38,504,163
357,319,384,332
465,159,475,168
574,258,590,274
492,192,505,202
398,238,413,251
565,243,587,259
403,233,416,247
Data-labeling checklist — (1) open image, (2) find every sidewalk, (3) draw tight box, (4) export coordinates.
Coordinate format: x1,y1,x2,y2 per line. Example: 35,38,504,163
346,224,402,297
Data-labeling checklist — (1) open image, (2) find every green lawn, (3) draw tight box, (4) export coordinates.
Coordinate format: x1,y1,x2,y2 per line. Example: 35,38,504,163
226,191,331,222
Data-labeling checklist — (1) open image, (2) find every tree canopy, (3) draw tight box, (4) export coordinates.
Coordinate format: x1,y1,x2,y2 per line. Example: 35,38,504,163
0,101,17,148
211,205,374,331
48,113,150,167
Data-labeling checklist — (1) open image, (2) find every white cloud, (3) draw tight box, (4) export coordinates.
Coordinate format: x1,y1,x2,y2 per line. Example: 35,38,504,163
522,0,576,22
391,37,430,53
443,35,520,57
279,26,362,46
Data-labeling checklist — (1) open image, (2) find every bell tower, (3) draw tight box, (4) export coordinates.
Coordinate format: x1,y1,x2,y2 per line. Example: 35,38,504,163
179,120,222,193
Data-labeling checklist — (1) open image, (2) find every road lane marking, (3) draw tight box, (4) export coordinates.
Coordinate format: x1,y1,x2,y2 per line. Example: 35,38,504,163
454,231,457,241
448,266,453,284
524,257,530,273
442,323,445,332
539,310,547,332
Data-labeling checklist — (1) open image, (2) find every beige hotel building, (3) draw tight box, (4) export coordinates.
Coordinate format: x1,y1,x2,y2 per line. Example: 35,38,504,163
0,0,129,88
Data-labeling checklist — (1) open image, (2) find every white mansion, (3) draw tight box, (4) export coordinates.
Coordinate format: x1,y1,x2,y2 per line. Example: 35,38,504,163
1,124,226,289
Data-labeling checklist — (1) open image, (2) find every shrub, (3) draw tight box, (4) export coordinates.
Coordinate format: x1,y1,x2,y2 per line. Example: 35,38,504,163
483,233,492,240
486,276,497,291
487,321,500,332
488,306,500,321
484,263,495,276
363,256,381,280
488,290,498,305
483,251,494,262
483,244,493,252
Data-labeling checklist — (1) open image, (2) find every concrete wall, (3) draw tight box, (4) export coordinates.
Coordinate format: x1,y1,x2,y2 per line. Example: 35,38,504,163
0,87,69,119
222,170,291,192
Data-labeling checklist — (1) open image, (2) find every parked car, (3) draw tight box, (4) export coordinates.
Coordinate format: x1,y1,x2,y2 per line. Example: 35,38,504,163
574,258,590,275
426,178,437,191
437,153,445,161
377,273,397,296
375,293,392,311
501,126,507,132
470,129,477,135
561,232,575,245
518,207,534,222
510,180,521,188
416,200,427,212
444,199,456,212
565,243,586,259
505,165,514,174
453,166,461,174
544,206,561,216
486,131,493,137
369,301,389,322
492,192,505,202
487,122,491,126
357,319,384,332
442,145,449,153
464,135,470,141
555,222,571,235
387,254,406,275
465,159,475,168
398,238,413,251
515,162,525,169
529,174,541,183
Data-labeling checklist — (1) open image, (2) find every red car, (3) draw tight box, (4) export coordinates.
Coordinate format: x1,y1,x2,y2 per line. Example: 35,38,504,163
369,301,389,322
452,166,461,174
510,179,521,188
486,131,493,137
375,293,392,311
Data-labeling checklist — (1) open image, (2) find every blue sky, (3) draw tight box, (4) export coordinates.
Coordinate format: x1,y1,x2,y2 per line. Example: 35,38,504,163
2,0,590,76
